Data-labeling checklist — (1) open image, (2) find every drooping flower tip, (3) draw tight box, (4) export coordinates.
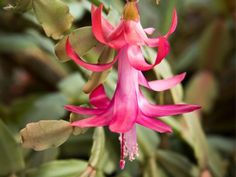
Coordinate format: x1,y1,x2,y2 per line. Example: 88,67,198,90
120,160,126,169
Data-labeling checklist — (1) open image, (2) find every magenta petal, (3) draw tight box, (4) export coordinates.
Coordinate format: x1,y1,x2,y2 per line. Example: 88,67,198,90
106,22,126,49
89,85,110,108
139,95,201,117
124,21,146,45
71,114,110,127
154,37,170,65
145,37,161,48
127,45,153,71
66,38,118,72
139,72,186,91
127,44,169,71
64,105,104,115
91,4,107,44
109,48,139,133
145,9,177,47
144,28,155,35
137,114,172,133
165,8,177,38
109,102,138,133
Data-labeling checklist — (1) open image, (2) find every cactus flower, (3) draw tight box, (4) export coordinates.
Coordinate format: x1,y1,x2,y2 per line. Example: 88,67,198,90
65,1,200,169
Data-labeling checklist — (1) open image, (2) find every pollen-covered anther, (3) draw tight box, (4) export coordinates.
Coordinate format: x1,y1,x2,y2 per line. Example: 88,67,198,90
124,143,139,161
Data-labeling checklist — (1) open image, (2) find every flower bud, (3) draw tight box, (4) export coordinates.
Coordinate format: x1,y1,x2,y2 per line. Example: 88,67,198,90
123,1,140,21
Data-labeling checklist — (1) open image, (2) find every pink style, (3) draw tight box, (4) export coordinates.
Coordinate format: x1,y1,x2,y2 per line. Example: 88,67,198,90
64,2,200,169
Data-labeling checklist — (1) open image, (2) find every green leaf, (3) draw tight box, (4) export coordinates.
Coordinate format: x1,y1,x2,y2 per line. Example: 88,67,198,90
58,73,88,103
144,158,168,177
208,136,235,154
69,113,88,136
55,26,115,93
116,172,132,177
23,93,68,123
95,171,106,177
89,127,105,169
156,150,200,177
198,18,231,71
83,47,115,93
20,120,73,151
79,128,105,177
137,125,160,158
208,145,227,177
26,160,87,177
100,141,117,174
0,33,37,52
0,119,25,175
181,112,208,169
89,0,124,14
32,0,74,39
55,27,98,62
27,148,59,169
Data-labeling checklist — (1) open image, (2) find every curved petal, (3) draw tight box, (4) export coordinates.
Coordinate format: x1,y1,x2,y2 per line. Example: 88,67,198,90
89,85,110,108
165,8,177,38
66,38,117,72
106,21,126,49
71,113,110,127
144,28,155,35
137,114,172,133
138,72,186,91
91,4,107,44
145,8,177,47
64,105,105,115
91,5,114,36
139,93,201,117
127,42,169,71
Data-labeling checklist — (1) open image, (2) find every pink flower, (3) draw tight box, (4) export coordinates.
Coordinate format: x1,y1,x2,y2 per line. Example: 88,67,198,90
65,1,200,169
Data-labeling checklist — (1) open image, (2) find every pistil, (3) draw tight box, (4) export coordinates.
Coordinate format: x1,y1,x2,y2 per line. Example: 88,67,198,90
119,133,126,169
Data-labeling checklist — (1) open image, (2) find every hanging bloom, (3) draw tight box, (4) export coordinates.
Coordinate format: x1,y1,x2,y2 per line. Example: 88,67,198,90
65,0,200,169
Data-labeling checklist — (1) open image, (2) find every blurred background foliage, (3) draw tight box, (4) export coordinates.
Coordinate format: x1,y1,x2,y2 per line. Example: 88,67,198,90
0,0,235,177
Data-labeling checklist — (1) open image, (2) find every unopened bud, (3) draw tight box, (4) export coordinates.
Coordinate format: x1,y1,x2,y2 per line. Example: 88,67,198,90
123,1,140,21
